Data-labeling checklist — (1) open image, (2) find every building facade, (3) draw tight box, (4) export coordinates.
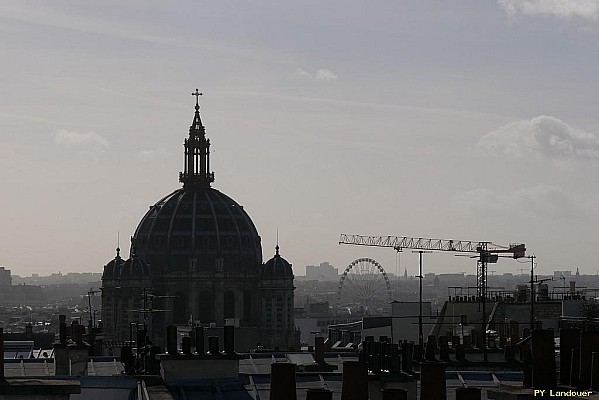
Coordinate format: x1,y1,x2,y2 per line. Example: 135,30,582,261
101,93,297,350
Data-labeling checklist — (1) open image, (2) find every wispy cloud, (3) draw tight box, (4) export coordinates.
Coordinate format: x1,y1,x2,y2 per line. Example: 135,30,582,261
477,115,599,160
137,147,169,159
455,184,584,219
0,3,281,64
498,0,599,23
53,129,110,151
294,68,339,81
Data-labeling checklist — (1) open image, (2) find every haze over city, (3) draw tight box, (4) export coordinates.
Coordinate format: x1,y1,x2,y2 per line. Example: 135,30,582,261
2,1,599,276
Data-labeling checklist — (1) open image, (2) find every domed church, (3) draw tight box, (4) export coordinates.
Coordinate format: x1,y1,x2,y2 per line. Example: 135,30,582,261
101,91,297,351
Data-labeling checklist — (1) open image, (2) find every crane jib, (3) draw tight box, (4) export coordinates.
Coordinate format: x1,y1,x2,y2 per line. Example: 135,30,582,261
339,234,525,258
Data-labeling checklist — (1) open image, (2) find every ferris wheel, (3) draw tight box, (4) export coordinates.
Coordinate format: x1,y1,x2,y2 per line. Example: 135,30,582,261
337,258,392,313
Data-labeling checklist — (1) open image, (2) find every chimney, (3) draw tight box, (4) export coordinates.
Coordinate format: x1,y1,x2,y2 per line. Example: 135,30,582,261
424,335,437,361
401,342,413,374
270,362,297,400
195,326,204,354
166,325,178,354
504,345,515,362
59,314,67,344
121,346,134,374
579,331,599,389
182,337,191,355
208,336,220,355
559,329,580,385
68,324,90,376
341,361,368,400
137,328,147,350
314,336,325,364
72,324,84,345
25,323,33,339
224,326,235,354
420,361,447,400
54,315,69,375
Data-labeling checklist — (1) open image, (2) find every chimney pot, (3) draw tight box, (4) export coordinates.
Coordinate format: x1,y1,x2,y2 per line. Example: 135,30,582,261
224,325,235,354
208,336,220,355
166,325,178,354
341,361,368,400
270,362,297,400
194,326,204,354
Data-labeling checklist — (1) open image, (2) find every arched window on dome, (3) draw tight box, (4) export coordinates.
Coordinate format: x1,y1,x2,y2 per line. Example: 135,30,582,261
198,291,213,323
224,290,235,319
173,291,187,324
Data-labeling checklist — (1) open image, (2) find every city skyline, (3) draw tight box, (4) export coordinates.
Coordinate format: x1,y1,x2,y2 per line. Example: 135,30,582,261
2,2,599,276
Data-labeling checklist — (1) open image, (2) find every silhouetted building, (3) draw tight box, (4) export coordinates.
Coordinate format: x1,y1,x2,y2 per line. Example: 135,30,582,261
0,266,12,286
101,93,298,350
305,262,338,281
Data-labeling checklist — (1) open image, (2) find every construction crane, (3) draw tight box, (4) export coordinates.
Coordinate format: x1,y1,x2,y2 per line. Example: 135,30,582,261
339,234,525,297
339,234,525,361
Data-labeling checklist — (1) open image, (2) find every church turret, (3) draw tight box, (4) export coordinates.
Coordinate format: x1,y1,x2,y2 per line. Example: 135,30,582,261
179,89,214,188
260,244,298,350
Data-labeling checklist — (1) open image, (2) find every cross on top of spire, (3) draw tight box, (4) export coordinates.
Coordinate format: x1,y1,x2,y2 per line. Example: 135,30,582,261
180,89,214,187
192,89,203,111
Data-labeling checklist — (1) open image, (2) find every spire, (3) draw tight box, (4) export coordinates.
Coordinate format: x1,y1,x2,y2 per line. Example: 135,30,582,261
275,228,280,256
130,236,137,258
115,231,121,259
179,89,214,188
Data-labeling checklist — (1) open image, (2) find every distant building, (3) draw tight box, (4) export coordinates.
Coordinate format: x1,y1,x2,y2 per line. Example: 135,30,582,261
294,300,360,345
305,262,338,281
0,266,12,285
554,270,572,278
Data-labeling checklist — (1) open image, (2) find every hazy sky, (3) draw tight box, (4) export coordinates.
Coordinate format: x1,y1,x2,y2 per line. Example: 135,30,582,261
2,1,599,277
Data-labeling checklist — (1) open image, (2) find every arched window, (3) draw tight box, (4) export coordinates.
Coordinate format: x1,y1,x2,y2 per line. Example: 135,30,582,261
198,291,213,323
173,291,187,324
224,291,235,319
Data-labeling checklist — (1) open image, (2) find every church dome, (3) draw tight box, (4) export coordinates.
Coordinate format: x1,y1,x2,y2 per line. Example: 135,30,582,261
120,255,151,279
262,246,293,278
132,91,262,274
102,248,124,279
133,187,262,273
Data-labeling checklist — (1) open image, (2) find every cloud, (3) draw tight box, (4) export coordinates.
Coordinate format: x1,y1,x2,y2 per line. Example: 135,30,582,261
137,148,169,159
477,115,599,160
455,184,583,219
294,68,339,81
53,129,110,151
498,0,599,22
315,69,338,81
